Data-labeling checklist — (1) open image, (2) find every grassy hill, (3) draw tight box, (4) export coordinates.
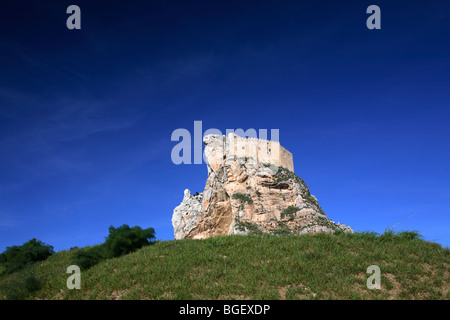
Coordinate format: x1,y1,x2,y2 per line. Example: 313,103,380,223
1,232,449,300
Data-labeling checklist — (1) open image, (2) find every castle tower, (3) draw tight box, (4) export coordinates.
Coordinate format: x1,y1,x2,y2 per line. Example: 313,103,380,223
226,132,294,172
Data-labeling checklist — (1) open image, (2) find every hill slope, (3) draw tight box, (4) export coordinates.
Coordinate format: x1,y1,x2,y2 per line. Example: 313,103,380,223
1,233,449,300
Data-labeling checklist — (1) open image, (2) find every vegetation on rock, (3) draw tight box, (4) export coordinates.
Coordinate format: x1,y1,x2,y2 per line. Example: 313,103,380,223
232,193,253,205
280,206,300,220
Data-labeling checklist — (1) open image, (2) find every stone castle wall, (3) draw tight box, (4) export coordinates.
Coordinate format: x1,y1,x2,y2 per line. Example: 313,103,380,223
226,133,294,172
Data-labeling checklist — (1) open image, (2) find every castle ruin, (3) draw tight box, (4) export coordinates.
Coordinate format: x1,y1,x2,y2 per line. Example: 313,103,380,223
224,133,294,172
174,132,354,240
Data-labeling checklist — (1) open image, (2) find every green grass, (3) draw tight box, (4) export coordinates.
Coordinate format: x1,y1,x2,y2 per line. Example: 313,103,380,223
1,232,448,300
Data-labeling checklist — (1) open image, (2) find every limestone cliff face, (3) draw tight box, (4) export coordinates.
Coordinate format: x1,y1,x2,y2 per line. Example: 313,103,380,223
172,133,353,239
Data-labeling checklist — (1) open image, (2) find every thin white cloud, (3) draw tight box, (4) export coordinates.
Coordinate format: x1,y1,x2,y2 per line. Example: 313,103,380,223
0,214,18,228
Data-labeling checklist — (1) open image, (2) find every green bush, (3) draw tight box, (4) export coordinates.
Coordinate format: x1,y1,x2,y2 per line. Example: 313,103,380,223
2,280,28,300
71,224,156,269
232,193,253,205
280,206,300,219
23,275,42,293
1,274,42,300
0,239,54,275
104,225,156,258
234,218,264,236
72,245,106,269
395,230,424,241
379,229,424,241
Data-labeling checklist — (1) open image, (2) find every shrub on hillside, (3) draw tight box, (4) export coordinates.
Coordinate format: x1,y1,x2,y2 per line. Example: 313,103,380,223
72,245,106,269
379,230,424,241
23,275,42,293
104,225,156,258
71,224,156,269
0,274,43,300
0,239,54,275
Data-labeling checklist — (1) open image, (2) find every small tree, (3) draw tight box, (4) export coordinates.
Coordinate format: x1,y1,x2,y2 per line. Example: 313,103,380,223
72,245,106,269
71,224,156,270
0,239,54,274
104,225,156,258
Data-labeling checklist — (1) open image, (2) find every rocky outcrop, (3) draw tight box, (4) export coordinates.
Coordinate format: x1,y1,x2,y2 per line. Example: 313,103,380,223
172,133,353,239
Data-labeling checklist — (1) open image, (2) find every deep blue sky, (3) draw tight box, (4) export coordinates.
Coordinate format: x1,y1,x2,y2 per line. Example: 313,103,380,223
1,0,449,252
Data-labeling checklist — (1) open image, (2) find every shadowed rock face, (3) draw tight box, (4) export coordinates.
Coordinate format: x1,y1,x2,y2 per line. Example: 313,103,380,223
172,133,353,239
